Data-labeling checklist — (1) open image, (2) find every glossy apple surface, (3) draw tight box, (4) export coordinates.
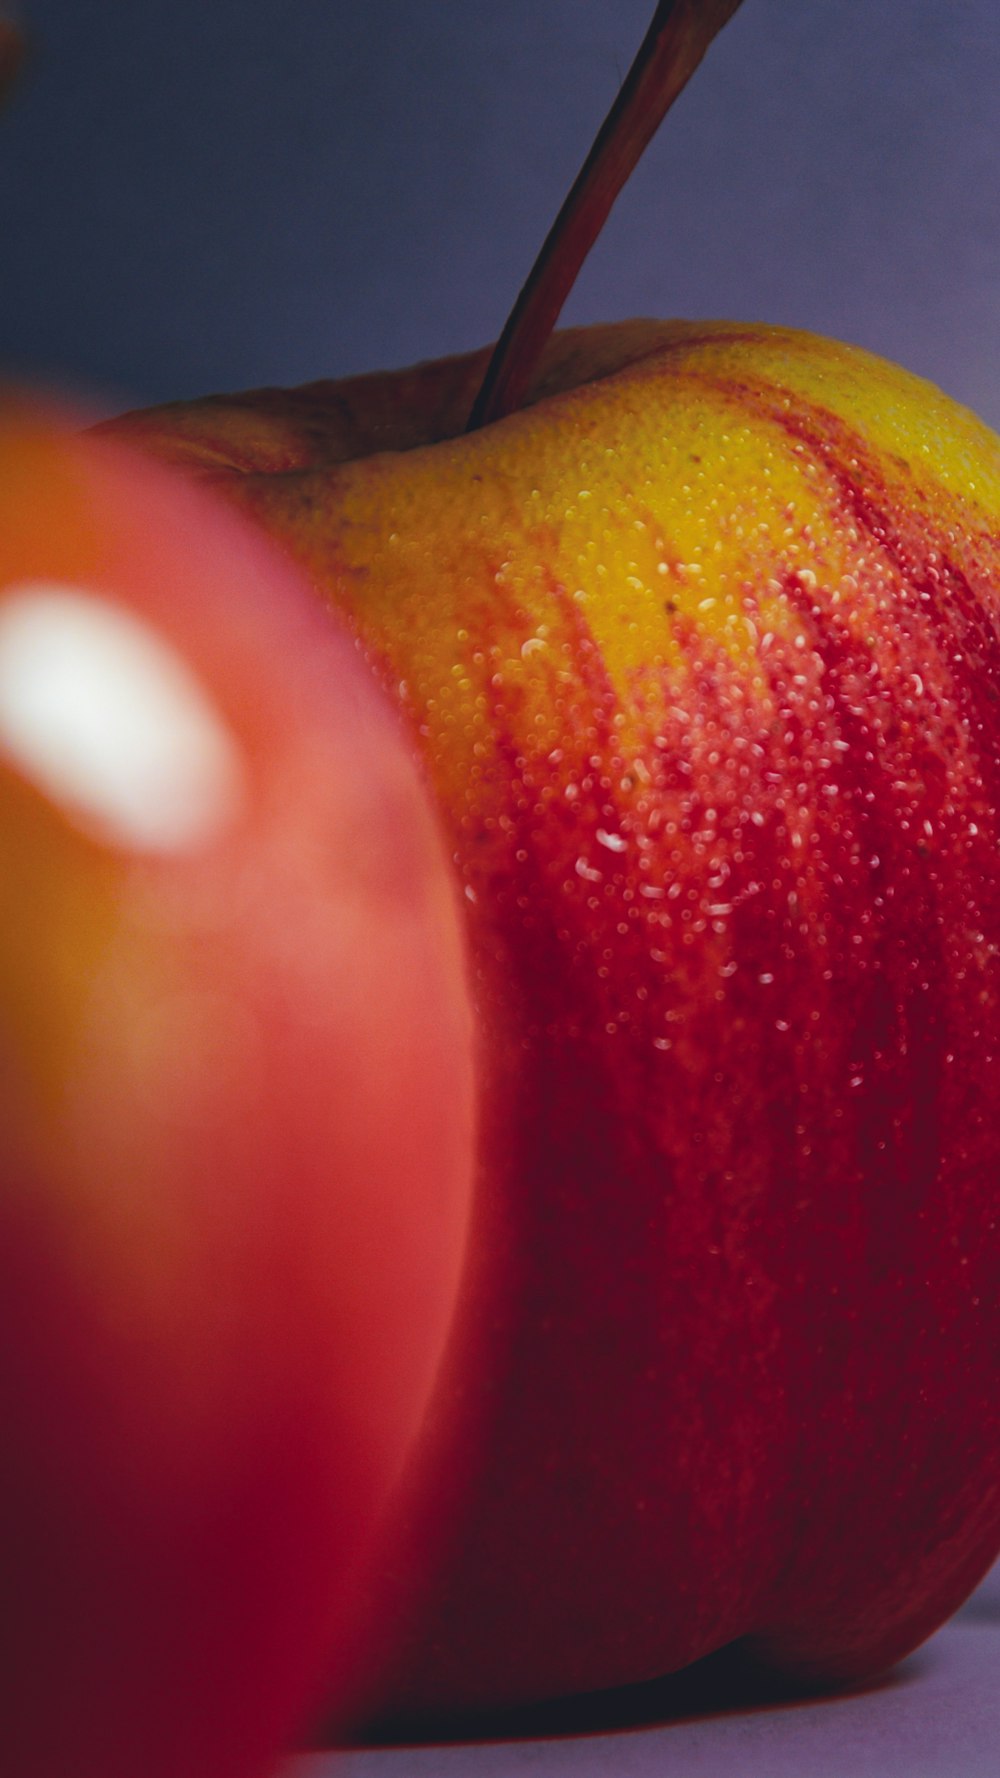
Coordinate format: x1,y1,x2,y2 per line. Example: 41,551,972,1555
0,397,476,1775
113,319,1000,1714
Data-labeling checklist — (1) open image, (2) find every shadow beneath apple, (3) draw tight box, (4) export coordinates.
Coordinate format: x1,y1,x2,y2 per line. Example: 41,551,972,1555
342,1640,924,1751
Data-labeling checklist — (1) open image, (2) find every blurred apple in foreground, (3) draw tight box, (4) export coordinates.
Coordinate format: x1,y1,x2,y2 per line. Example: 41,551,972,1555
0,397,476,1776
115,313,1000,1716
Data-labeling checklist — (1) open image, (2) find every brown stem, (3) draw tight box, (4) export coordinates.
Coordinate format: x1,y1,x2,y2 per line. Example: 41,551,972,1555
0,19,25,108
467,0,746,431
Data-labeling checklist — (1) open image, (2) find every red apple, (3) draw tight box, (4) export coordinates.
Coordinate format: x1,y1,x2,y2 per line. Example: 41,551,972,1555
0,394,476,1776
102,0,1000,1729
113,313,1000,1719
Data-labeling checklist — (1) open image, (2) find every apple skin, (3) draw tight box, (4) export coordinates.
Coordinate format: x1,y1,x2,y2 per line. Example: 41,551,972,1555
0,397,476,1775
112,319,1000,1714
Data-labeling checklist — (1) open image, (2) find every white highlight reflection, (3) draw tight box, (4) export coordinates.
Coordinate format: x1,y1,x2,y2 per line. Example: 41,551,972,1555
0,582,246,852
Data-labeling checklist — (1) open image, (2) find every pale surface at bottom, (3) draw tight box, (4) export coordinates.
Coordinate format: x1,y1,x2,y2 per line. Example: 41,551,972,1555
289,1561,1000,1778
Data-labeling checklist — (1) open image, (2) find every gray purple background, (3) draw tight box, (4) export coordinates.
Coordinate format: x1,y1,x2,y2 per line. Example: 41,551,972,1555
2,0,999,432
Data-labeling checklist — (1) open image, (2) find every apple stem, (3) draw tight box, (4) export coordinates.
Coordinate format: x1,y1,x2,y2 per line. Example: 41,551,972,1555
466,0,746,431
0,18,24,107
